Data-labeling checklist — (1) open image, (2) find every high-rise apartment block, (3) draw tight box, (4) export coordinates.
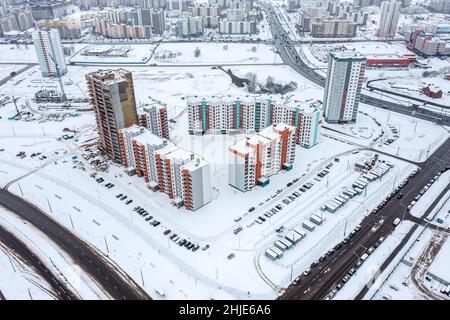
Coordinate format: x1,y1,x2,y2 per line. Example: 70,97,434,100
228,123,296,192
119,126,212,211
376,0,401,38
32,28,67,77
86,69,138,163
187,97,321,148
323,52,366,124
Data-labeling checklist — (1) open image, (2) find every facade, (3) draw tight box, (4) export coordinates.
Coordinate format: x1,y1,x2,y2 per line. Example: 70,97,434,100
86,69,138,164
119,126,212,211
228,123,296,192
375,0,401,38
138,103,169,139
177,16,204,37
187,97,321,148
323,51,367,124
32,28,67,77
311,16,357,38
218,19,255,34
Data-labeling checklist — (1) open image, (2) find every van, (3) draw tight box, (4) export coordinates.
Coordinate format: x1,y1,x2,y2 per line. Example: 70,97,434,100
233,226,243,234
155,288,166,297
393,218,401,226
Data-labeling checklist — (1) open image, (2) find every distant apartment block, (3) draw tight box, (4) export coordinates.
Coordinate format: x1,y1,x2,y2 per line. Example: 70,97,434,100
119,126,212,211
86,69,138,164
32,28,67,77
187,97,321,148
228,123,296,192
323,51,367,124
138,103,169,139
375,0,401,38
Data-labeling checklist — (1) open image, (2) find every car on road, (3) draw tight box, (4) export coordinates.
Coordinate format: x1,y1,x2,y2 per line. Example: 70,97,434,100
116,193,123,198
120,195,127,201
393,218,401,226
355,225,361,232
303,268,311,276
342,275,351,283
164,229,171,236
125,199,133,205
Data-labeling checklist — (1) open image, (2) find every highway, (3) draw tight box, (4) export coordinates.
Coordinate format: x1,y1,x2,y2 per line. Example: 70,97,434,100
0,224,78,300
259,1,450,300
0,190,151,300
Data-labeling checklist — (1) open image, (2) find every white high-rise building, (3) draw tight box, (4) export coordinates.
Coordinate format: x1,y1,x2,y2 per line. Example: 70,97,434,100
323,51,367,124
376,0,401,38
32,28,67,77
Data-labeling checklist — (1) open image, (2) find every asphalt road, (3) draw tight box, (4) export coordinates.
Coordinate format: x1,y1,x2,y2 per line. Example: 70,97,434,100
280,137,450,300
0,190,151,300
0,224,78,300
259,1,450,126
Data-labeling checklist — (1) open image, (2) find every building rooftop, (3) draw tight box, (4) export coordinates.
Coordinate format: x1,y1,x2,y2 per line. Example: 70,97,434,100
330,50,366,61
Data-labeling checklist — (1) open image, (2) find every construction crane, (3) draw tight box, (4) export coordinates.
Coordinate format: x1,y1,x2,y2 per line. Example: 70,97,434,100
47,52,68,106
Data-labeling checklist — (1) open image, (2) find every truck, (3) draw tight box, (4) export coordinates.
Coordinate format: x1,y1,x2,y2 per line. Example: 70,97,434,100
310,214,323,226
302,220,315,232
285,231,301,245
393,217,401,226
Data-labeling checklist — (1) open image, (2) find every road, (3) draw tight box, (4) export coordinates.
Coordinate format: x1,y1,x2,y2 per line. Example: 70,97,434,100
0,190,151,300
280,137,450,300
0,224,78,300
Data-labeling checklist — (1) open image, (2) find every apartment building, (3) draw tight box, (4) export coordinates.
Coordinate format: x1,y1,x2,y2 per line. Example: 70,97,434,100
187,97,321,148
311,16,357,38
86,69,138,164
119,126,212,211
228,123,296,192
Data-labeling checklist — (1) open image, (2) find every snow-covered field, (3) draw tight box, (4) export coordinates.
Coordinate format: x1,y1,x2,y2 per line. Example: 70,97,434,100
149,42,281,65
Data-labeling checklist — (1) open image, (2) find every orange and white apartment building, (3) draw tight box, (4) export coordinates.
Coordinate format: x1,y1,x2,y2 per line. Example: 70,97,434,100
119,125,211,211
228,123,297,192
